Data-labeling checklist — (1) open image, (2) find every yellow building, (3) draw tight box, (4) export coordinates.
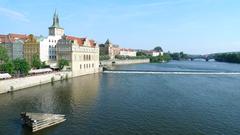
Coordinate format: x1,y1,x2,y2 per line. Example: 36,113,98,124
23,34,40,64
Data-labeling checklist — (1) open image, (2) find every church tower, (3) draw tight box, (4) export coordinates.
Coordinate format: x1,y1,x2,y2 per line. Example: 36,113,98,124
48,10,64,36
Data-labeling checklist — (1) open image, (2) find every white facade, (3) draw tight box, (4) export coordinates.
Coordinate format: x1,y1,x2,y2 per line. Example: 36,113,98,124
160,51,164,56
38,35,63,65
119,50,137,57
152,51,160,57
145,51,164,56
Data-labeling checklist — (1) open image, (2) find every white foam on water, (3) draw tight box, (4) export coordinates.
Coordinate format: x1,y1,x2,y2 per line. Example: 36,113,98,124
103,71,240,75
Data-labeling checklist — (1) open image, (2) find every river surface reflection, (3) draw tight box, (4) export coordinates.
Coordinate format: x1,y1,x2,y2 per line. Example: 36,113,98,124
0,61,240,135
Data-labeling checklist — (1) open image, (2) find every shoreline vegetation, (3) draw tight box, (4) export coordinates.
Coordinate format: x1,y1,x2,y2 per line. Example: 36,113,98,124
214,53,240,64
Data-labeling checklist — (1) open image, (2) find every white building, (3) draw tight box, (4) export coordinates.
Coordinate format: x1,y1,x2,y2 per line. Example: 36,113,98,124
56,35,100,77
119,49,137,57
143,50,164,57
146,51,163,56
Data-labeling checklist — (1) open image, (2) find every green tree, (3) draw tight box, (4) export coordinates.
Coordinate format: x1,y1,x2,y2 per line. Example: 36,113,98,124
136,52,147,56
58,59,69,70
153,46,163,52
13,58,30,76
170,53,180,60
100,55,110,60
0,60,14,74
214,53,240,63
0,46,9,63
150,53,172,63
32,54,41,69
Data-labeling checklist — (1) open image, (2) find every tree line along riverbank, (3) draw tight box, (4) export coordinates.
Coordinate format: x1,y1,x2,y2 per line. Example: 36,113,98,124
214,53,240,63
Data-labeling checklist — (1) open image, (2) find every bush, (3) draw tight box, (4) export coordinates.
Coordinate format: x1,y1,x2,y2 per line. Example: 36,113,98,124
0,46,9,63
100,55,110,60
58,59,69,70
150,53,172,63
0,60,14,74
32,54,41,69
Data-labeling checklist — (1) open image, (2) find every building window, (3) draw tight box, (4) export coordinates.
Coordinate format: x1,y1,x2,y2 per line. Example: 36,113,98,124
80,64,81,69
92,64,94,68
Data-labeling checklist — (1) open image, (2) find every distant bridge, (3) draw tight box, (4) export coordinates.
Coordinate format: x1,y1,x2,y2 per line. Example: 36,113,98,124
188,54,215,61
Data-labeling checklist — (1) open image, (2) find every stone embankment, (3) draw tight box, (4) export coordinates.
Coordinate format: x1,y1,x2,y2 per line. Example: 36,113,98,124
100,59,150,66
0,67,103,94
0,72,72,94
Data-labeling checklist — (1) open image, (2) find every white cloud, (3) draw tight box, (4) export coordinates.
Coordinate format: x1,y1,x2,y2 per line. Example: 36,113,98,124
0,7,30,22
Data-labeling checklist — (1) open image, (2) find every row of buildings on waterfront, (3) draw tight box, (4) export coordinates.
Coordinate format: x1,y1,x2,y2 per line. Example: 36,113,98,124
99,39,163,60
0,11,163,76
0,11,99,76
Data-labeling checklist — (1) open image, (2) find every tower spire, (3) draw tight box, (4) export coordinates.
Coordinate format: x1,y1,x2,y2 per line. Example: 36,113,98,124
49,10,64,36
52,9,59,27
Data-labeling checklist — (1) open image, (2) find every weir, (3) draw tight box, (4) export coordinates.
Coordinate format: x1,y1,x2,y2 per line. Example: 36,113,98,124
103,70,240,75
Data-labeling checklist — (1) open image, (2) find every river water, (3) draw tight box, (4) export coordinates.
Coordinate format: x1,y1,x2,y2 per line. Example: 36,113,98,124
0,61,240,135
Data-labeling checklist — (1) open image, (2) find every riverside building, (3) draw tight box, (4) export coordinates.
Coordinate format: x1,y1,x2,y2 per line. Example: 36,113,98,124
99,39,120,59
23,34,40,64
145,51,163,57
0,34,27,60
119,48,137,57
56,35,100,76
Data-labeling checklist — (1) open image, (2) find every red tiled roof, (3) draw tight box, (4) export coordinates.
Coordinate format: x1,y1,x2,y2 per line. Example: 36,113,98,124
66,35,96,47
66,35,84,46
9,33,27,39
0,33,27,43
0,35,10,43
120,48,135,52
89,39,96,47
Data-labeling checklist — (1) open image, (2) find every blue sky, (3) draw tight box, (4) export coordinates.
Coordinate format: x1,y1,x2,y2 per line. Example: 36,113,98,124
0,0,240,54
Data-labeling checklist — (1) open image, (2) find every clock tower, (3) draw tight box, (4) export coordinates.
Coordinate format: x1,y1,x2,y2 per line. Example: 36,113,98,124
48,10,64,36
